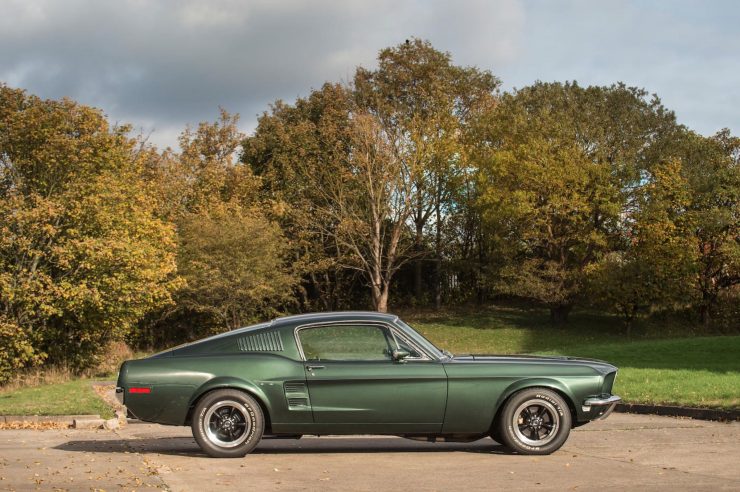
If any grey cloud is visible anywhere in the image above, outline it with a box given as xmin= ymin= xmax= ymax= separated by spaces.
xmin=0 ymin=0 xmax=737 ymax=148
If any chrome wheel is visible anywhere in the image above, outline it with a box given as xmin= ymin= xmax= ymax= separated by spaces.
xmin=204 ymin=400 xmax=251 ymax=448
xmin=512 ymin=399 xmax=560 ymax=446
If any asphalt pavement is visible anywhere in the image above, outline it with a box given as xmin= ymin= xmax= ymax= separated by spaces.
xmin=0 ymin=413 xmax=738 ymax=491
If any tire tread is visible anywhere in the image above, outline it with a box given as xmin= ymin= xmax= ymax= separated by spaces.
xmin=191 ymin=388 xmax=264 ymax=458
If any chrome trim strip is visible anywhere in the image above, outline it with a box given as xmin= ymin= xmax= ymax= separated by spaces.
xmin=584 ymin=395 xmax=622 ymax=406
xmin=582 ymin=395 xmax=621 ymax=420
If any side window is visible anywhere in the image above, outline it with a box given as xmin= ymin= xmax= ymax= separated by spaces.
xmin=299 ymin=324 xmax=393 ymax=361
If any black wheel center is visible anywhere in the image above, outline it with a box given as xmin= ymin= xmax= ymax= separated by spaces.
xmin=525 ymin=412 xmax=548 ymax=431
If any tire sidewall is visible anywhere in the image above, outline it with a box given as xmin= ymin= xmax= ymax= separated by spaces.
xmin=192 ymin=389 xmax=264 ymax=458
xmin=500 ymin=388 xmax=571 ymax=455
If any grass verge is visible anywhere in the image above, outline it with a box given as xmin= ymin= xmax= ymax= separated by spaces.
xmin=0 ymin=379 xmax=114 ymax=419
xmin=406 ymin=307 xmax=739 ymax=410
xmin=1 ymin=304 xmax=736 ymax=416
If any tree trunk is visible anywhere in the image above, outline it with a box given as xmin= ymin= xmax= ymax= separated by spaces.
xmin=476 ymin=223 xmax=485 ymax=306
xmin=699 ymin=290 xmax=714 ymax=327
xmin=371 ymin=281 xmax=382 ymax=312
xmin=549 ymin=304 xmax=572 ymax=325
xmin=372 ymin=275 xmax=390 ymax=313
xmin=624 ymin=318 xmax=632 ymax=338
xmin=699 ymin=303 xmax=710 ymax=327
xmin=414 ymin=220 xmax=424 ymax=303
xmin=434 ymin=259 xmax=442 ymax=310
xmin=622 ymin=303 xmax=638 ymax=338
xmin=377 ymin=288 xmax=389 ymax=313
xmin=434 ymin=195 xmax=443 ymax=310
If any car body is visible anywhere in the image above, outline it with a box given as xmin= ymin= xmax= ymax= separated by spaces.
xmin=117 ymin=311 xmax=620 ymax=457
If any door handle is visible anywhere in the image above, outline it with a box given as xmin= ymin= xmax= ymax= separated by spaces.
xmin=306 ymin=365 xmax=325 ymax=371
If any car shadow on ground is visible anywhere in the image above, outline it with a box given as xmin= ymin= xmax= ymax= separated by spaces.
xmin=55 ymin=436 xmax=510 ymax=457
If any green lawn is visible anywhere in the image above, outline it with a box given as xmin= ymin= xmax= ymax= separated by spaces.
xmin=405 ymin=306 xmax=740 ymax=410
xmin=1 ymin=305 xmax=737 ymax=416
xmin=0 ymin=379 xmax=114 ymax=419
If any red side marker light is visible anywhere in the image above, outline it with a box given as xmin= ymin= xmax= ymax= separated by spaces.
xmin=129 ymin=387 xmax=151 ymax=394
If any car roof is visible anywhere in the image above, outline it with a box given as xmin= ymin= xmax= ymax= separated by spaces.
xmin=154 ymin=312 xmax=401 ymax=357
xmin=196 ymin=311 xmax=399 ymax=341
xmin=270 ymin=311 xmax=398 ymax=327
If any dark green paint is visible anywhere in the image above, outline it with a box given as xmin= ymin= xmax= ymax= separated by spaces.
xmin=117 ymin=312 xmax=618 ymax=436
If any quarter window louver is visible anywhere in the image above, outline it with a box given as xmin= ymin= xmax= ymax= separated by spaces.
xmin=237 ymin=331 xmax=284 ymax=352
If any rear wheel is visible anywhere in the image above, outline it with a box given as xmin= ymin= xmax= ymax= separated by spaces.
xmin=191 ymin=389 xmax=264 ymax=458
xmin=495 ymin=388 xmax=571 ymax=455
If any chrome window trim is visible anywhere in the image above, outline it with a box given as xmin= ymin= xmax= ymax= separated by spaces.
xmin=387 ymin=327 xmax=429 ymax=361
xmin=293 ymin=320 xmax=434 ymax=362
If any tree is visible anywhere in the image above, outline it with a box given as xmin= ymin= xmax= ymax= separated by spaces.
xmin=677 ymin=130 xmax=740 ymax=324
xmin=354 ymin=38 xmax=499 ymax=306
xmin=245 ymin=80 xmax=434 ymax=313
xmin=243 ymin=40 xmax=498 ymax=312
xmin=318 ymin=111 xmax=416 ymax=312
xmin=176 ymin=204 xmax=296 ymax=330
xmin=0 ymin=85 xmax=179 ymax=376
xmin=268 ymin=106 xmax=416 ymax=313
xmin=586 ymin=160 xmax=696 ymax=333
xmin=243 ymin=84 xmax=360 ymax=311
xmin=476 ymin=82 xmax=678 ymax=323
xmin=143 ymin=111 xmax=297 ymax=339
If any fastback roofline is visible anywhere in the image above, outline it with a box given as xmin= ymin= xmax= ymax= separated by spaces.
xmin=270 ymin=311 xmax=399 ymax=327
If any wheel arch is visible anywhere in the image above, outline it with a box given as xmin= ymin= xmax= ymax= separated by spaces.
xmin=185 ymin=377 xmax=273 ymax=433
xmin=490 ymin=378 xmax=578 ymax=431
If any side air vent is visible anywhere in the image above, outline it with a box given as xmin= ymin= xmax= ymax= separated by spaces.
xmin=284 ymin=382 xmax=305 ymax=393
xmin=287 ymin=397 xmax=309 ymax=407
xmin=284 ymin=382 xmax=310 ymax=410
xmin=237 ymin=331 xmax=284 ymax=352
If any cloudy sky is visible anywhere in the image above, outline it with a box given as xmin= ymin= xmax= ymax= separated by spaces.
xmin=1 ymin=0 xmax=737 ymax=149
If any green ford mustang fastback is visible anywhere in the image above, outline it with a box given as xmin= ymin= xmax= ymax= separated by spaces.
xmin=117 ymin=312 xmax=620 ymax=457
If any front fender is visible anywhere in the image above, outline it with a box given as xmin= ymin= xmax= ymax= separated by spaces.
xmin=495 ymin=377 xmax=579 ymax=419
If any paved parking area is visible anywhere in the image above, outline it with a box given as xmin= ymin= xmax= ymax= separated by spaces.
xmin=0 ymin=413 xmax=738 ymax=491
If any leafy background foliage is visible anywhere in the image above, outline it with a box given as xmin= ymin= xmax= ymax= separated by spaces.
xmin=0 ymin=39 xmax=738 ymax=383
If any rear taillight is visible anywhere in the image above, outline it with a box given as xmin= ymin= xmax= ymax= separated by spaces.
xmin=129 ymin=387 xmax=151 ymax=394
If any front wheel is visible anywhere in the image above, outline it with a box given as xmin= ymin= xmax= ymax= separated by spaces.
xmin=191 ymin=389 xmax=264 ymax=458
xmin=495 ymin=388 xmax=571 ymax=455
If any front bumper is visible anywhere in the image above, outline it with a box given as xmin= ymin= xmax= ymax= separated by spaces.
xmin=582 ymin=394 xmax=621 ymax=420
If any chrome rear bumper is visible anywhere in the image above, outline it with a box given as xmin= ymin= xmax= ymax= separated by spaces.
xmin=582 ymin=394 xmax=621 ymax=420
xmin=115 ymin=386 xmax=124 ymax=404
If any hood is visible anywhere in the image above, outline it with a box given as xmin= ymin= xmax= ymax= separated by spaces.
xmin=451 ymin=353 xmax=617 ymax=374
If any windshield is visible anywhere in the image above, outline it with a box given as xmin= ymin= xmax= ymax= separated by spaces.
xmin=395 ymin=320 xmax=451 ymax=359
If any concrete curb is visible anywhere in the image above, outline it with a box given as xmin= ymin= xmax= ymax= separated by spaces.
xmin=73 ymin=417 xmax=105 ymax=429
xmin=1 ymin=414 xmax=101 ymax=427
xmin=1 ymin=414 xmax=122 ymax=429
xmin=616 ymin=403 xmax=739 ymax=422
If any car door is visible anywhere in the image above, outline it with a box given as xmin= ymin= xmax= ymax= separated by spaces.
xmin=296 ymin=322 xmax=447 ymax=433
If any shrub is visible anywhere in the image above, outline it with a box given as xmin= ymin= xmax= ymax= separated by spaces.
xmin=0 ymin=317 xmax=45 ymax=384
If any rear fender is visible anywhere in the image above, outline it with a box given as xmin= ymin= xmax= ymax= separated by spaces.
xmin=187 ymin=376 xmax=272 ymax=424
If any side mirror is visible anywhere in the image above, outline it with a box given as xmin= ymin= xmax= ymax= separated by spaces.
xmin=392 ymin=349 xmax=410 ymax=363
